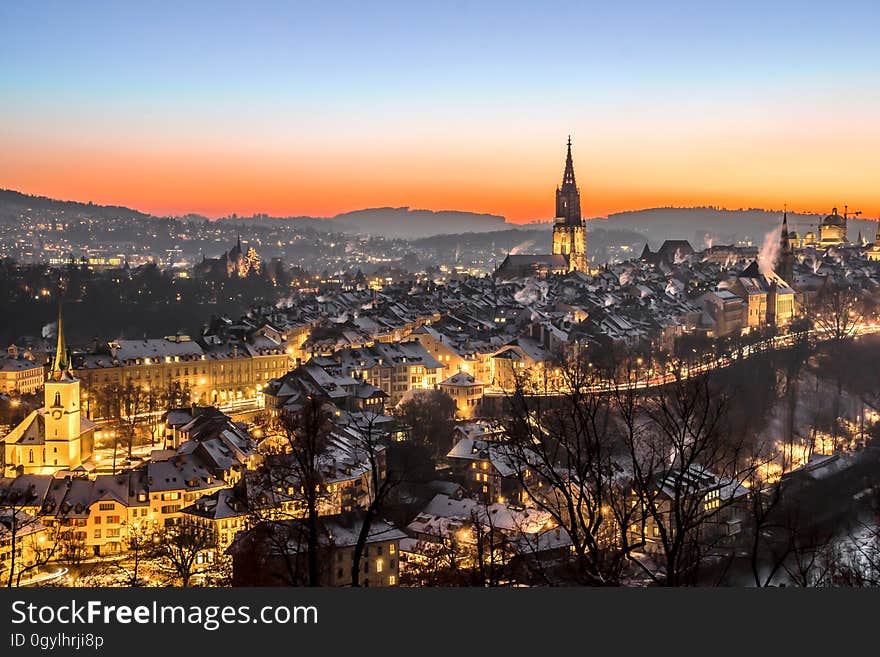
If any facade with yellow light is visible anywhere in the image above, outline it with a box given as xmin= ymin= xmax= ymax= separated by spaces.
xmin=0 ymin=345 xmax=44 ymax=395
xmin=0 ymin=511 xmax=49 ymax=582
xmin=1 ymin=307 xmax=95 ymax=476
xmin=75 ymin=335 xmax=292 ymax=417
xmin=439 ymin=371 xmax=486 ymax=418
xmin=817 ymin=207 xmax=848 ymax=247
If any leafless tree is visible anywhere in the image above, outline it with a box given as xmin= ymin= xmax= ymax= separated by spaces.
xmin=344 ymin=411 xmax=401 ymax=587
xmin=153 ymin=521 xmax=217 ymax=587
xmin=113 ymin=522 xmax=156 ymax=586
xmin=623 ymin=370 xmax=758 ymax=586
xmin=470 ymin=502 xmax=514 ymax=587
xmin=811 ymin=284 xmax=865 ymax=345
xmin=742 ymin=475 xmax=795 ymax=587
xmin=0 ymin=482 xmax=57 ymax=587
xmin=398 ymin=389 xmax=457 ymax=457
xmin=248 ymin=395 xmax=331 ymax=586
xmin=503 ymin=347 xmax=638 ymax=585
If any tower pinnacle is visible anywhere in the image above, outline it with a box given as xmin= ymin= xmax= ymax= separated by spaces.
xmin=552 ymin=137 xmax=587 ymax=272
xmin=777 ymin=209 xmax=794 ymax=283
xmin=50 ymin=300 xmax=71 ymax=379
xmin=562 ymin=136 xmax=576 ymax=187
xmin=556 ymin=136 xmax=581 ymax=225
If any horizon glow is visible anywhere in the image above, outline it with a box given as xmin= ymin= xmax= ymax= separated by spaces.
xmin=1 ymin=1 xmax=879 ymax=222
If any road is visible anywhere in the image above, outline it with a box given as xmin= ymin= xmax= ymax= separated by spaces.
xmin=484 ymin=322 xmax=880 ymax=398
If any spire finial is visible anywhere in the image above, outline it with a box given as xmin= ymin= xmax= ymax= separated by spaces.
xmin=50 ymin=296 xmax=71 ymax=379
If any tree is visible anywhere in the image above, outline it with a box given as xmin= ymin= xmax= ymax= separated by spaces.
xmin=143 ymin=383 xmax=189 ymax=448
xmin=397 ymin=507 xmax=513 ymax=587
xmin=154 ymin=521 xmax=217 ymax=587
xmin=0 ymin=481 xmax=56 ymax=587
xmin=398 ymin=389 xmax=456 ymax=457
xmin=118 ymin=380 xmax=150 ymax=461
xmin=503 ymin=347 xmax=639 ymax=585
xmin=249 ymin=395 xmax=331 ymax=586
xmin=623 ymin=371 xmax=759 ymax=586
xmin=742 ymin=475 xmax=791 ymax=587
xmin=811 ymin=285 xmax=872 ymax=447
xmin=114 ymin=522 xmax=156 ymax=587
xmin=469 ymin=502 xmax=514 ymax=587
xmin=344 ymin=411 xmax=400 ymax=587
xmin=811 ymin=284 xmax=865 ymax=345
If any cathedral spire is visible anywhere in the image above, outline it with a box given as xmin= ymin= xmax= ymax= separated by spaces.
xmin=562 ymin=135 xmax=576 ymax=188
xmin=555 ymin=136 xmax=581 ymax=226
xmin=50 ymin=299 xmax=71 ymax=379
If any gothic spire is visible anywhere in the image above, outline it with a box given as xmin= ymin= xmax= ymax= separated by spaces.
xmin=555 ymin=136 xmax=582 ymax=226
xmin=561 ymin=135 xmax=576 ymax=188
xmin=777 ymin=208 xmax=794 ymax=283
xmin=50 ymin=299 xmax=71 ymax=379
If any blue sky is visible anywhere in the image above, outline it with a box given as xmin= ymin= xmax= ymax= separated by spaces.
xmin=1 ymin=1 xmax=878 ymax=221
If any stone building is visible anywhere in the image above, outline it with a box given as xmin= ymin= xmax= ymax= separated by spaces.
xmin=1 ymin=308 xmax=95 ymax=476
xmin=496 ymin=137 xmax=589 ymax=278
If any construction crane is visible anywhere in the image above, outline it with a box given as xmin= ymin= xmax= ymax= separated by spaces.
xmin=843 ymin=204 xmax=862 ymax=220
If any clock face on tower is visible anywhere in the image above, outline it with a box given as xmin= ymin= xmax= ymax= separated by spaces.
xmin=51 ymin=409 xmax=63 ymax=420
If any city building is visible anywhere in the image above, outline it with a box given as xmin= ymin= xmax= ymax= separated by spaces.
xmin=818 ymin=207 xmax=848 ymax=247
xmin=496 ymin=138 xmax=588 ymax=278
xmin=309 ymin=341 xmax=444 ymax=406
xmin=551 ymin=137 xmax=588 ymax=273
xmin=439 ymin=371 xmax=486 ymax=418
xmin=75 ymin=334 xmax=290 ymax=414
xmin=1 ymin=309 xmax=95 ymax=476
xmin=700 ymin=289 xmax=745 ymax=337
xmin=0 ymin=345 xmax=44 ymax=395
xmin=228 ymin=513 xmax=406 ymax=586
xmin=728 ymin=261 xmax=796 ymax=329
xmin=181 ymin=488 xmax=249 ymax=553
xmin=0 ymin=510 xmax=49 ymax=582
xmin=866 ymin=222 xmax=880 ymax=262
xmin=446 ymin=435 xmax=525 ymax=503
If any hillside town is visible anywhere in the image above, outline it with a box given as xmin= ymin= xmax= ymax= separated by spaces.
xmin=2 ymin=143 xmax=880 ymax=588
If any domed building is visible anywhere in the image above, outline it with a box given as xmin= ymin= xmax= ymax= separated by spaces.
xmin=867 ymin=222 xmax=880 ymax=262
xmin=818 ymin=207 xmax=847 ymax=247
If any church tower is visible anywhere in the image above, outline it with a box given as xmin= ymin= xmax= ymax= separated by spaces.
xmin=43 ymin=303 xmax=86 ymax=470
xmin=552 ymin=137 xmax=588 ymax=272
xmin=2 ymin=303 xmax=93 ymax=475
xmin=777 ymin=210 xmax=794 ymax=283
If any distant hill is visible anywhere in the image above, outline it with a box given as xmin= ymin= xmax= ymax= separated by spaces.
xmin=2 ymin=188 xmax=874 ymax=244
xmin=599 ymin=206 xmax=877 ymax=248
xmin=0 ymin=189 xmax=511 ymax=237
xmin=214 ymin=207 xmax=510 ymax=237
xmin=0 ymin=188 xmax=153 ymax=223
xmin=329 ymin=207 xmax=509 ymax=238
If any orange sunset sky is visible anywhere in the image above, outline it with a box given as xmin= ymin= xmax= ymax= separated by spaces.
xmin=1 ymin=2 xmax=878 ymax=223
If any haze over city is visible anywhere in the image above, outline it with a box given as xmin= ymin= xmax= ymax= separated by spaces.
xmin=2 ymin=1 xmax=879 ymax=222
